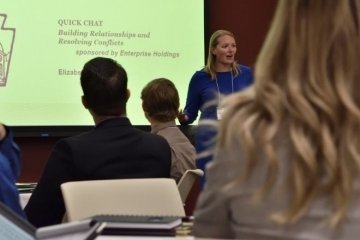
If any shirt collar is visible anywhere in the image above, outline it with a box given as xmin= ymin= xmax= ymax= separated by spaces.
xmin=151 ymin=120 xmax=177 ymax=134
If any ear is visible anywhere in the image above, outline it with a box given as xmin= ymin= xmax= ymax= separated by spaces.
xmin=125 ymin=89 xmax=130 ymax=102
xmin=141 ymin=100 xmax=145 ymax=111
xmin=81 ymin=95 xmax=89 ymax=109
xmin=141 ymin=101 xmax=151 ymax=121
xmin=144 ymin=110 xmax=150 ymax=119
xmin=211 ymin=47 xmax=217 ymax=55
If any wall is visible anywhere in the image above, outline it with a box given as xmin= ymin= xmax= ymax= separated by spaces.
xmin=16 ymin=0 xmax=278 ymax=182
xmin=207 ymin=0 xmax=278 ymax=66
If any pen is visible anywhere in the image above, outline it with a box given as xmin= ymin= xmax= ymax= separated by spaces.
xmin=84 ymin=222 xmax=107 ymax=240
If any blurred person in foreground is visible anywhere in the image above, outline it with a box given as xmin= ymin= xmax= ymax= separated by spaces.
xmin=141 ymin=78 xmax=196 ymax=183
xmin=193 ymin=0 xmax=360 ymax=239
xmin=178 ymin=30 xmax=253 ymax=188
xmin=0 ymin=123 xmax=26 ymax=218
xmin=25 ymin=57 xmax=171 ymax=227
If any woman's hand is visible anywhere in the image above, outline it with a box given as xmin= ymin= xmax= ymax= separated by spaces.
xmin=177 ymin=109 xmax=189 ymax=123
xmin=0 ymin=124 xmax=6 ymax=141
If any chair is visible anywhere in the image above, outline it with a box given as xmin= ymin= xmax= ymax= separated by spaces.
xmin=177 ymin=169 xmax=204 ymax=204
xmin=61 ymin=178 xmax=185 ymax=222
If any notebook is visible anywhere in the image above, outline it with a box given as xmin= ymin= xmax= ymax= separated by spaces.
xmin=90 ymin=215 xmax=182 ymax=236
xmin=0 ymin=202 xmax=99 ymax=240
xmin=91 ymin=215 xmax=182 ymax=229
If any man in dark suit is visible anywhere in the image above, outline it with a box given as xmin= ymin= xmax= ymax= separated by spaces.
xmin=24 ymin=57 xmax=171 ymax=227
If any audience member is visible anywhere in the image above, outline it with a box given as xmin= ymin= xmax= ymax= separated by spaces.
xmin=141 ymin=78 xmax=196 ymax=182
xmin=178 ymin=29 xmax=253 ymax=188
xmin=193 ymin=0 xmax=360 ymax=239
xmin=0 ymin=123 xmax=26 ymax=218
xmin=25 ymin=57 xmax=171 ymax=227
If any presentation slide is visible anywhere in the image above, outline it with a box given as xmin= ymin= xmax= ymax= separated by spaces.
xmin=0 ymin=0 xmax=205 ymax=127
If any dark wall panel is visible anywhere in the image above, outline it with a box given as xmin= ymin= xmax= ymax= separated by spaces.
xmin=207 ymin=0 xmax=278 ymax=66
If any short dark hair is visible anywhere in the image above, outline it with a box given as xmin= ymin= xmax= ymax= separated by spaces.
xmin=80 ymin=57 xmax=128 ymax=115
xmin=141 ymin=78 xmax=179 ymax=122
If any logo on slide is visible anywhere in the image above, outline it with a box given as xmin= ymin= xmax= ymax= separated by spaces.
xmin=0 ymin=14 xmax=16 ymax=87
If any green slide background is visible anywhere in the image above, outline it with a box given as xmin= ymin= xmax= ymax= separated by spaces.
xmin=0 ymin=0 xmax=204 ymax=126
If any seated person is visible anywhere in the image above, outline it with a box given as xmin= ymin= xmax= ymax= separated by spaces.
xmin=0 ymin=123 xmax=26 ymax=218
xmin=193 ymin=0 xmax=360 ymax=239
xmin=141 ymin=78 xmax=196 ymax=182
xmin=25 ymin=57 xmax=171 ymax=227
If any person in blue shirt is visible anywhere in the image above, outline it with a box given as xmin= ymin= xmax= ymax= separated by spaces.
xmin=178 ymin=30 xmax=254 ymax=188
xmin=0 ymin=123 xmax=26 ymax=218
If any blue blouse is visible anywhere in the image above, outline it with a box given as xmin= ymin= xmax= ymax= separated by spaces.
xmin=0 ymin=126 xmax=26 ymax=218
xmin=183 ymin=64 xmax=254 ymax=124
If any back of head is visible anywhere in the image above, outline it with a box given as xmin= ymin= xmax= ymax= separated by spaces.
xmin=80 ymin=57 xmax=128 ymax=116
xmin=219 ymin=0 xmax=360 ymax=226
xmin=141 ymin=78 xmax=179 ymax=122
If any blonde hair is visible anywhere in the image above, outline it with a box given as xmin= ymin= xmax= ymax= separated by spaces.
xmin=218 ymin=0 xmax=360 ymax=226
xmin=205 ymin=29 xmax=239 ymax=79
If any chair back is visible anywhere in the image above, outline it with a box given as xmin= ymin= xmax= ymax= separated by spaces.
xmin=177 ymin=169 xmax=204 ymax=203
xmin=61 ymin=178 xmax=185 ymax=222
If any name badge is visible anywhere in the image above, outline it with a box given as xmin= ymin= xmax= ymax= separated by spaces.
xmin=217 ymin=107 xmax=224 ymax=120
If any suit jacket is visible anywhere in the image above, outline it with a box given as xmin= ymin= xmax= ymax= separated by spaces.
xmin=24 ymin=117 xmax=171 ymax=227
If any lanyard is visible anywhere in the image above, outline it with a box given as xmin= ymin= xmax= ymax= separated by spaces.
xmin=215 ymin=72 xmax=234 ymax=105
